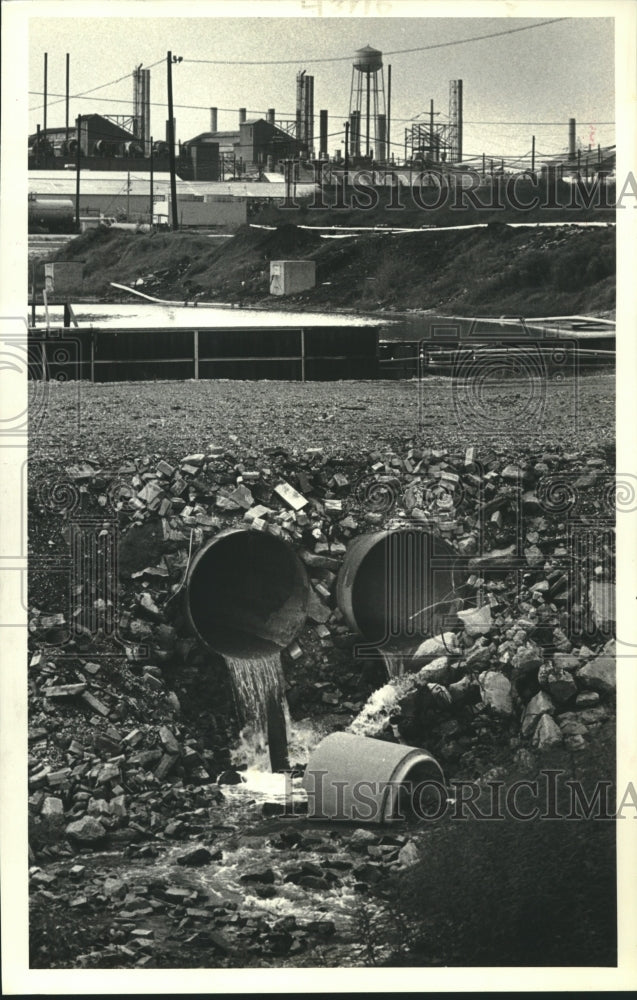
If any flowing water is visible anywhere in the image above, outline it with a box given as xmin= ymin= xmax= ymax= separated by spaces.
xmin=224 ymin=652 xmax=292 ymax=773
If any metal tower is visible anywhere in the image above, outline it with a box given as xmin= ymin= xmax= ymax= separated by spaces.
xmin=348 ymin=45 xmax=387 ymax=161
xmin=448 ymin=79 xmax=463 ymax=164
xmin=133 ymin=64 xmax=151 ymax=157
xmin=296 ymin=70 xmax=314 ymax=156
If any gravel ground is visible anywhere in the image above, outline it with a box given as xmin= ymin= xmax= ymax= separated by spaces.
xmin=29 ymin=373 xmax=615 ymax=484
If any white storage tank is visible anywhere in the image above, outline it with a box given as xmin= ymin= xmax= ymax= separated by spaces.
xmin=270 ymin=259 xmax=316 ymax=296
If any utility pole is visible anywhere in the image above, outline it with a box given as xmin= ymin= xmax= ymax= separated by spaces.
xmin=531 ymin=135 xmax=535 ymax=173
xmin=166 ymin=52 xmax=179 ymax=231
xmin=75 ymin=115 xmax=81 ymax=233
xmin=43 ymin=53 xmax=48 ymax=135
xmin=65 ymin=53 xmax=70 ymax=144
xmin=386 ymin=64 xmax=391 ymax=163
xmin=149 ymin=136 xmax=154 ymax=224
xmin=344 ymin=121 xmax=349 ymax=173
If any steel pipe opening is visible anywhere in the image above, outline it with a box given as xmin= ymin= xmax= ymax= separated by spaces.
xmin=186 ymin=528 xmax=309 ymax=658
xmin=336 ymin=527 xmax=463 ymax=646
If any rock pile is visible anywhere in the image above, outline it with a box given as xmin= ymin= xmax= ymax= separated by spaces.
xmin=29 ymin=440 xmax=615 ymax=840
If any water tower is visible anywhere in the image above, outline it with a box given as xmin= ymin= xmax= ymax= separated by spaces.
xmin=349 ymin=45 xmax=387 ymax=161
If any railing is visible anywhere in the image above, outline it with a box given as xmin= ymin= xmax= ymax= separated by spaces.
xmin=28 ymin=325 xmax=380 ymax=382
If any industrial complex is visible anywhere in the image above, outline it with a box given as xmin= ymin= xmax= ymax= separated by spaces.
xmin=28 ymin=46 xmax=616 ymax=233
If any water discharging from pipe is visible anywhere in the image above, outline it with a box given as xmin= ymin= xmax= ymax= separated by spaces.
xmin=185 ymin=528 xmax=309 ymax=773
xmin=224 ymin=652 xmax=291 ymax=772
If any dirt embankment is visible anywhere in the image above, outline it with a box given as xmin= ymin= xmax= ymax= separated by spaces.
xmin=48 ymin=218 xmax=615 ymax=318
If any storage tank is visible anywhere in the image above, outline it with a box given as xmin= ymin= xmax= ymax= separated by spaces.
xmin=28 ymin=197 xmax=75 ymax=233
xmin=353 ymin=45 xmax=383 ymax=73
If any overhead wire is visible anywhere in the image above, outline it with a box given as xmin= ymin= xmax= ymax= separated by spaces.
xmin=29 ymin=58 xmax=165 ymax=113
xmin=182 ymin=18 xmax=569 ymax=65
xmin=29 ymin=93 xmax=615 ymax=128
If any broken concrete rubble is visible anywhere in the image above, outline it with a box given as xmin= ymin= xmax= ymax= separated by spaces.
xmin=28 ymin=438 xmax=617 ymax=968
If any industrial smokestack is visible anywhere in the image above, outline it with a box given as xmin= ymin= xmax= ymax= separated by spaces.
xmin=307 ymin=75 xmax=314 ymax=154
xmin=319 ymin=109 xmax=328 ymax=158
xmin=267 ymin=108 xmax=275 ymax=125
xmin=296 ymin=71 xmax=314 ymax=155
xmin=239 ymin=107 xmax=247 ymax=125
xmin=568 ymin=117 xmax=576 ymax=161
xmin=448 ymin=79 xmax=463 ymax=163
xmin=457 ymin=79 xmax=463 ymax=163
xmin=133 ymin=65 xmax=151 ymax=156
xmin=376 ymin=113 xmax=386 ymax=163
xmin=350 ymin=111 xmax=361 ymax=158
xmin=210 ymin=107 xmax=218 ymax=133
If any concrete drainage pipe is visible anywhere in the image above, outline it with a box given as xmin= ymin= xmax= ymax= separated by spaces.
xmin=185 ymin=527 xmax=309 ymax=657
xmin=302 ymin=731 xmax=445 ymax=824
xmin=336 ymin=526 xmax=464 ymax=648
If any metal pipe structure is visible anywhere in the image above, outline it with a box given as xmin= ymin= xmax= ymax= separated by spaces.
xmin=568 ymin=118 xmax=576 ymax=161
xmin=209 ymin=107 xmax=218 ymax=133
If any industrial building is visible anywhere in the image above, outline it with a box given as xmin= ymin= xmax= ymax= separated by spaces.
xmin=27 ymin=170 xmax=318 ymax=231
xmin=29 ymin=46 xmax=615 ymax=230
xmin=29 ymin=114 xmax=143 ymax=162
xmin=183 ymin=110 xmax=305 ymax=179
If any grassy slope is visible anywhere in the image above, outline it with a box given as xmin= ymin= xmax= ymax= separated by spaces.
xmin=48 ymin=217 xmax=615 ymax=317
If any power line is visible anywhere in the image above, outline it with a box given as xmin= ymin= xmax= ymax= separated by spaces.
xmin=29 ymin=93 xmax=615 ymax=128
xmin=183 ymin=18 xmax=569 ymax=65
xmin=29 ymin=58 xmax=165 ymax=113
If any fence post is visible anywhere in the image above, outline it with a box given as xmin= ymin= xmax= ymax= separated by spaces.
xmin=300 ymin=328 xmax=306 ymax=383
xmin=194 ymin=329 xmax=199 ymax=379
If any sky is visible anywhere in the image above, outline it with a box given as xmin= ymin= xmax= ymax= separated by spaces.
xmin=25 ymin=4 xmax=616 ymax=166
